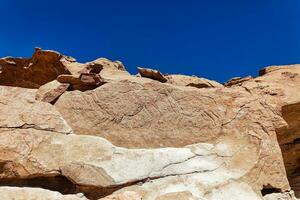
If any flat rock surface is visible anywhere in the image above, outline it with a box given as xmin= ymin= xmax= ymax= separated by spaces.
xmin=0 ymin=187 xmax=88 ymax=200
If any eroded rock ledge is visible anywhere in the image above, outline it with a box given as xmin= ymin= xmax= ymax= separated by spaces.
xmin=0 ymin=49 xmax=300 ymax=200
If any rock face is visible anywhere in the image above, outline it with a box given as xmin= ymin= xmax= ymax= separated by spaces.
xmin=0 ymin=49 xmax=300 ymax=200
xmin=0 ymin=48 xmax=70 ymax=88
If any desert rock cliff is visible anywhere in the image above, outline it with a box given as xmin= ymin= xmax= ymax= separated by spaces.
xmin=0 ymin=48 xmax=300 ymax=200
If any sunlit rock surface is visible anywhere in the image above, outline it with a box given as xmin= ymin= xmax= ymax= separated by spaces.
xmin=0 ymin=48 xmax=300 ymax=200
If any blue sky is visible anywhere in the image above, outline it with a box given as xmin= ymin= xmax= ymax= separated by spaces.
xmin=1 ymin=0 xmax=300 ymax=82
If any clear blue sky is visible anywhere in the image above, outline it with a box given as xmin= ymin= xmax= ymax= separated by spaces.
xmin=1 ymin=0 xmax=300 ymax=82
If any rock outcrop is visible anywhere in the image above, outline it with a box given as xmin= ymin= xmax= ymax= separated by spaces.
xmin=0 ymin=49 xmax=300 ymax=200
xmin=0 ymin=48 xmax=126 ymax=91
xmin=224 ymin=76 xmax=253 ymax=87
xmin=0 ymin=48 xmax=73 ymax=88
xmin=57 ymin=73 xmax=105 ymax=91
xmin=166 ymin=74 xmax=223 ymax=88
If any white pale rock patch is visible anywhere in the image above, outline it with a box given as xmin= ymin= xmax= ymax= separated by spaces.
xmin=31 ymin=134 xmax=231 ymax=187
xmin=0 ymin=187 xmax=88 ymax=200
xmin=207 ymin=181 xmax=262 ymax=200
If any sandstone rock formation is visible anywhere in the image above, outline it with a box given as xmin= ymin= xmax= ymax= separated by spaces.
xmin=57 ymin=73 xmax=105 ymax=91
xmin=0 ymin=48 xmax=70 ymax=88
xmin=36 ymin=80 xmax=70 ymax=103
xmin=0 ymin=49 xmax=300 ymax=200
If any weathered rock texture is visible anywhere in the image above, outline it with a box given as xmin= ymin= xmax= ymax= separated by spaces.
xmin=0 ymin=49 xmax=300 ymax=200
xmin=0 ymin=187 xmax=88 ymax=200
xmin=138 ymin=67 xmax=168 ymax=83
xmin=35 ymin=80 xmax=70 ymax=103
xmin=166 ymin=74 xmax=223 ymax=88
xmin=0 ymin=48 xmax=70 ymax=88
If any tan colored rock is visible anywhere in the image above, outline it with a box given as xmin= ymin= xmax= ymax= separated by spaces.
xmin=56 ymin=62 xmax=300 ymax=198
xmin=0 ymin=86 xmax=279 ymax=199
xmin=0 ymin=127 xmax=263 ymax=199
xmin=54 ymin=70 xmax=293 ymax=198
xmin=57 ymin=73 xmax=105 ymax=91
xmin=224 ymin=76 xmax=252 ymax=87
xmin=55 ymin=80 xmax=230 ymax=148
xmin=79 ymin=62 xmax=104 ymax=74
xmin=99 ymin=191 xmax=141 ymax=200
xmin=62 ymin=57 xmax=129 ymax=81
xmin=258 ymin=65 xmax=294 ymax=76
xmin=0 ymin=86 xmax=72 ymax=134
xmin=206 ymin=181 xmax=262 ymax=200
xmin=138 ymin=67 xmax=168 ymax=83
xmin=155 ymin=191 xmax=197 ymax=200
xmin=56 ymin=57 xmax=129 ymax=91
xmin=226 ymin=64 xmax=300 ymax=197
xmin=0 ymin=187 xmax=88 ymax=200
xmin=36 ymin=80 xmax=70 ymax=103
xmin=263 ymin=191 xmax=297 ymax=200
xmin=166 ymin=74 xmax=223 ymax=88
xmin=2 ymin=50 xmax=300 ymax=200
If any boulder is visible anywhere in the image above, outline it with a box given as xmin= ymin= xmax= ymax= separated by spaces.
xmin=36 ymin=80 xmax=70 ymax=103
xmin=0 ymin=126 xmax=264 ymax=199
xmin=0 ymin=86 xmax=72 ymax=134
xmin=138 ymin=67 xmax=168 ymax=82
xmin=165 ymin=74 xmax=223 ymax=88
xmin=62 ymin=57 xmax=128 ymax=80
xmin=57 ymin=73 xmax=106 ymax=91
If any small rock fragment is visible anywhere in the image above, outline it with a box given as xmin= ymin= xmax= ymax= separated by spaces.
xmin=138 ymin=67 xmax=168 ymax=83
